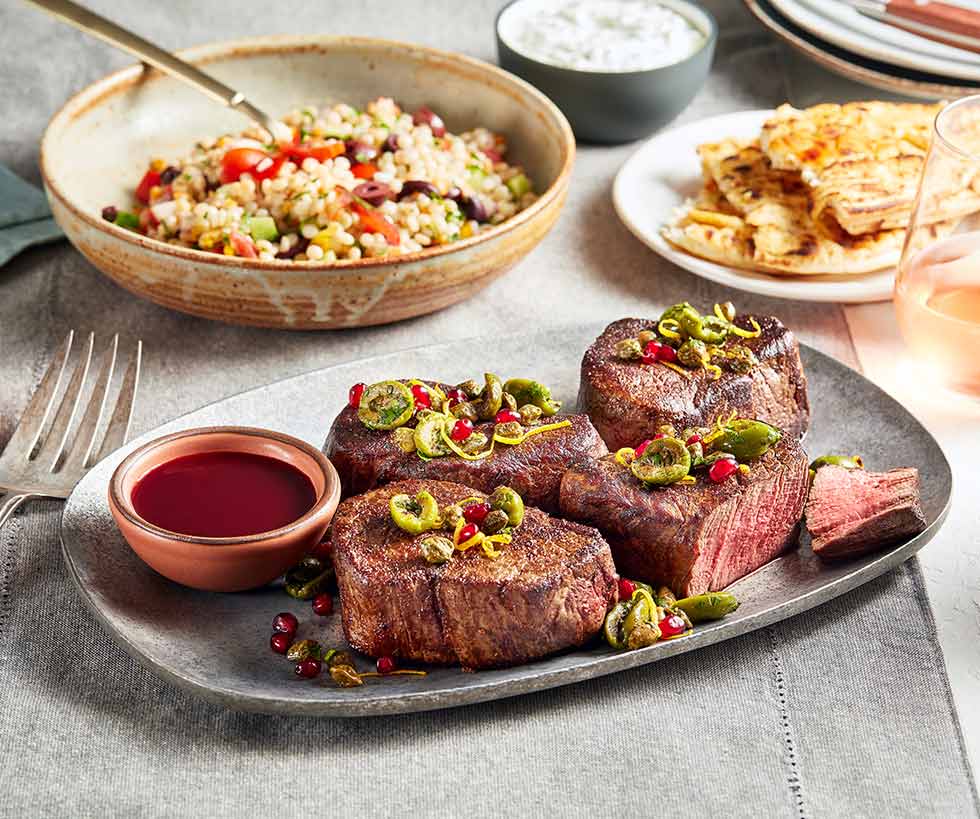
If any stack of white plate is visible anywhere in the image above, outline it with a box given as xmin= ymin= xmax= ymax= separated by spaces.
xmin=745 ymin=0 xmax=980 ymax=99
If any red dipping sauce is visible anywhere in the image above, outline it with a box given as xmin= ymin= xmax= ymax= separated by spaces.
xmin=131 ymin=450 xmax=317 ymax=538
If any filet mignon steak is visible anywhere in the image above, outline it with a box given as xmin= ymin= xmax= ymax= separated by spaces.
xmin=805 ymin=465 xmax=926 ymax=559
xmin=324 ymin=391 xmax=607 ymax=514
xmin=332 ymin=479 xmax=618 ymax=670
xmin=579 ymin=316 xmax=810 ymax=451
xmin=559 ymin=436 xmax=809 ymax=596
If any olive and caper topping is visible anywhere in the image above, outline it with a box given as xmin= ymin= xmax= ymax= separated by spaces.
xmin=489 ymin=485 xmax=525 ymax=527
xmin=284 ymin=555 xmax=334 ymax=600
xmin=674 ymin=592 xmax=740 ymax=622
xmin=614 ymin=301 xmax=762 ymax=380
xmin=420 ymin=535 xmax=455 ymax=564
xmin=503 ymin=378 xmax=561 ymax=416
xmin=357 ymin=380 xmax=414 ymax=430
xmin=712 ymin=418 xmax=781 ymax=462
xmin=810 ymin=454 xmax=864 ymax=471
xmin=389 ymin=490 xmax=442 ymax=535
xmin=630 ymin=437 xmax=691 ymax=486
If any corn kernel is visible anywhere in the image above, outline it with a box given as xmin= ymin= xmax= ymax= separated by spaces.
xmin=150 ymin=158 xmax=167 ymax=172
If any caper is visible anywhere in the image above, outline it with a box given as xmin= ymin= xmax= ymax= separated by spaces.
xmin=413 ymin=413 xmax=452 ymax=457
xmin=460 ymin=431 xmax=489 ymax=454
xmin=719 ymin=301 xmax=737 ymax=322
xmin=810 ymin=454 xmax=864 ymax=471
xmin=603 ymin=602 xmax=631 ymax=650
xmin=473 ymin=373 xmax=504 ymax=420
xmin=420 ymin=535 xmax=454 ymax=564
xmin=518 ymin=404 xmax=543 ymax=424
xmin=713 ymin=419 xmax=781 ymax=461
xmin=389 ymin=490 xmax=442 ymax=535
xmin=357 ymin=380 xmax=414 ymax=430
xmin=489 ymin=486 xmax=525 ymax=527
xmin=455 ymin=379 xmax=481 ymax=398
xmin=687 ymin=441 xmax=704 ymax=463
xmin=626 ymin=621 xmax=662 ymax=649
xmin=451 ymin=401 xmax=479 ymax=422
xmin=330 ymin=664 xmax=364 ymax=687
xmin=441 ymin=503 xmax=464 ymax=529
xmin=677 ymin=338 xmax=709 ymax=368
xmin=615 ymin=338 xmax=643 ymax=361
xmin=482 ymin=509 xmax=510 ymax=535
xmin=502 ymin=378 xmax=561 ymax=416
xmin=719 ymin=344 xmax=758 ymax=374
xmin=284 ymin=555 xmax=334 ymax=600
xmin=392 ymin=426 xmax=417 ymax=453
xmin=636 ymin=329 xmax=657 ymax=347
xmin=674 ymin=592 xmax=739 ymax=622
xmin=657 ymin=424 xmax=677 ymax=438
xmin=501 ymin=391 xmax=518 ymax=411
xmin=325 ymin=649 xmax=355 ymax=669
xmin=630 ymin=437 xmax=691 ymax=486
xmin=656 ymin=586 xmax=678 ymax=608
xmin=495 ymin=420 xmax=524 ymax=439
xmin=287 ymin=639 xmax=321 ymax=662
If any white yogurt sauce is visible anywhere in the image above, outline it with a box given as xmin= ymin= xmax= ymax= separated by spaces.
xmin=499 ymin=0 xmax=706 ymax=73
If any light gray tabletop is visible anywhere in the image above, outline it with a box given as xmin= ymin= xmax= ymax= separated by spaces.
xmin=0 ymin=1 xmax=977 ymax=816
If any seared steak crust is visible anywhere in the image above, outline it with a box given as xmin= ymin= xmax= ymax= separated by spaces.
xmin=806 ymin=465 xmax=926 ymax=559
xmin=324 ymin=391 xmax=607 ymax=513
xmin=579 ymin=316 xmax=810 ymax=451
xmin=558 ymin=437 xmax=809 ymax=596
xmin=332 ymin=479 xmax=618 ymax=670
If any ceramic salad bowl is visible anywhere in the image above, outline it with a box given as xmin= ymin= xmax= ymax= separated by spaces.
xmin=40 ymin=36 xmax=575 ymax=329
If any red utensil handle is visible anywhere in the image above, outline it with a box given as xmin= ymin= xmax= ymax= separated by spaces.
xmin=888 ymin=0 xmax=980 ymax=40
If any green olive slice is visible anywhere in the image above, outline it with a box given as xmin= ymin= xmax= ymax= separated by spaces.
xmin=357 ymin=380 xmax=414 ymax=430
xmin=630 ymin=437 xmax=691 ymax=486
xmin=659 ymin=302 xmax=695 ymax=326
xmin=389 ymin=490 xmax=441 ymax=535
xmin=473 ymin=373 xmax=504 ymax=421
xmin=692 ymin=315 xmax=729 ymax=344
xmin=502 ymin=378 xmax=561 ymax=416
xmin=714 ymin=419 xmax=781 ymax=461
xmin=603 ymin=602 xmax=631 ymax=650
xmin=809 ymin=454 xmax=864 ymax=471
xmin=413 ymin=412 xmax=452 ymax=458
xmin=488 ymin=485 xmax=525 ymax=527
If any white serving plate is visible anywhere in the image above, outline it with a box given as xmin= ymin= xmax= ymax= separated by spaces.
xmin=612 ymin=109 xmax=898 ymax=304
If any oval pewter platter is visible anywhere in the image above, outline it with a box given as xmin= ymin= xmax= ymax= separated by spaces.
xmin=60 ymin=324 xmax=951 ymax=716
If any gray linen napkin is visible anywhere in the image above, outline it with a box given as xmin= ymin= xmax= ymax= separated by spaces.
xmin=0 ymin=165 xmax=63 ymax=266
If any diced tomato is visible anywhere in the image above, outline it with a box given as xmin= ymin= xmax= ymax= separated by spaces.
xmin=352 ymin=201 xmax=400 ymax=245
xmin=220 ymin=148 xmax=285 ymax=185
xmin=351 ymin=162 xmax=377 ymax=180
xmin=138 ymin=207 xmax=157 ymax=232
xmin=135 ymin=168 xmax=161 ymax=204
xmin=229 ymin=231 xmax=258 ymax=258
xmin=286 ymin=142 xmax=346 ymax=163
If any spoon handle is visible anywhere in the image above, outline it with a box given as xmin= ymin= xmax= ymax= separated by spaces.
xmin=25 ymin=0 xmax=278 ymax=134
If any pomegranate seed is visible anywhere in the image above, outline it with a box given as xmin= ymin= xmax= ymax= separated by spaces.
xmin=377 ymin=656 xmax=397 ymax=674
xmin=451 ymin=418 xmax=474 ymax=442
xmin=294 ymin=658 xmax=322 ymax=678
xmin=495 ymin=409 xmax=522 ymax=424
xmin=653 ymin=433 xmax=667 ymax=440
xmin=272 ymin=612 xmax=298 ymax=636
xmin=708 ymin=458 xmax=739 ymax=483
xmin=348 ymin=382 xmax=365 ymax=408
xmin=686 ymin=434 xmax=702 ymax=445
xmin=657 ymin=345 xmax=678 ymax=363
xmin=634 ymin=439 xmax=652 ymax=457
xmin=618 ymin=578 xmax=636 ymax=600
xmin=446 ymin=388 xmax=468 ymax=407
xmin=457 ymin=522 xmax=479 ymax=544
xmin=660 ymin=614 xmax=687 ymax=638
xmin=463 ymin=502 xmax=491 ymax=524
xmin=642 ymin=340 xmax=663 ymax=365
xmin=270 ymin=633 xmax=291 ymax=654
xmin=411 ymin=383 xmax=431 ymax=410
xmin=312 ymin=594 xmax=333 ymax=616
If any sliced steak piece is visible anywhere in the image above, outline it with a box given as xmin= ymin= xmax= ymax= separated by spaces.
xmin=559 ymin=436 xmax=809 ymax=596
xmin=324 ymin=395 xmax=606 ymax=514
xmin=332 ymin=479 xmax=618 ymax=670
xmin=805 ymin=465 xmax=926 ymax=559
xmin=579 ymin=316 xmax=810 ymax=451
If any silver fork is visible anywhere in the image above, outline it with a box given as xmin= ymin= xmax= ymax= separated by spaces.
xmin=0 ymin=331 xmax=142 ymax=529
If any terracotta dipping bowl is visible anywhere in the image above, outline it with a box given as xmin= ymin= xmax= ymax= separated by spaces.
xmin=40 ymin=36 xmax=575 ymax=329
xmin=108 ymin=427 xmax=340 ymax=592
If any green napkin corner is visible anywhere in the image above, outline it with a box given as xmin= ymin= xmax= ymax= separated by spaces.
xmin=0 ymin=165 xmax=64 ymax=266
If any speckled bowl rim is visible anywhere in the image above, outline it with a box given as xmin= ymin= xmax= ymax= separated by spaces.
xmin=109 ymin=426 xmax=340 ymax=546
xmin=494 ymin=0 xmax=718 ymax=77
xmin=40 ymin=34 xmax=576 ymax=275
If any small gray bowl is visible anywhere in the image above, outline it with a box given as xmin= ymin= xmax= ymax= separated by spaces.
xmin=496 ymin=0 xmax=717 ymax=144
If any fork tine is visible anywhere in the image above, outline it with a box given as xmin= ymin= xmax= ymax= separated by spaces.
xmin=97 ymin=339 xmax=142 ymax=462
xmin=63 ymin=334 xmax=118 ymax=472
xmin=8 ymin=330 xmax=76 ymax=462
xmin=42 ymin=332 xmax=95 ymax=471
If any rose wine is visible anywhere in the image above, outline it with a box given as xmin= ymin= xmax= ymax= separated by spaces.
xmin=896 ymin=232 xmax=980 ymax=397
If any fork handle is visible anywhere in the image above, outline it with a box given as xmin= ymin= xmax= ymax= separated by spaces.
xmin=0 ymin=494 xmax=35 ymax=530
